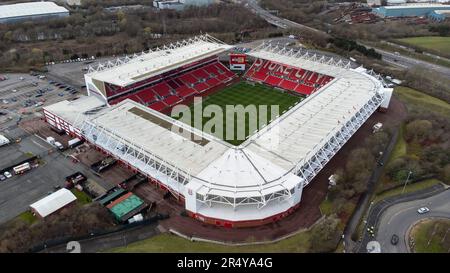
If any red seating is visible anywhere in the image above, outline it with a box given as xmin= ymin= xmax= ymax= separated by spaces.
xmin=167 ymin=80 xmax=179 ymax=89
xmin=206 ymin=77 xmax=220 ymax=86
xmin=149 ymin=101 xmax=167 ymax=112
xmin=192 ymin=69 xmax=209 ymax=79
xmin=179 ymin=74 xmax=198 ymax=85
xmin=204 ymin=64 xmax=219 ymax=74
xmin=176 ymin=86 xmax=196 ymax=98
xmin=163 ymin=95 xmax=182 ymax=106
xmin=294 ymin=84 xmax=315 ymax=95
xmin=136 ymin=88 xmax=157 ymax=103
xmin=216 ymin=73 xmax=229 ymax=81
xmin=266 ymin=75 xmax=283 ymax=86
xmin=245 ymin=59 xmax=334 ymax=96
xmin=194 ymin=82 xmax=209 ymax=93
xmin=108 ymin=60 xmax=236 ymax=112
xmin=153 ymin=82 xmax=171 ymax=97
xmin=279 ymin=80 xmax=297 ymax=91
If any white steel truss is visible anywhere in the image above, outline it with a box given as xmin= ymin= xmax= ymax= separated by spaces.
xmin=79 ymin=119 xmax=192 ymax=191
xmin=292 ymin=92 xmax=384 ymax=185
xmin=87 ymin=34 xmax=226 ymax=74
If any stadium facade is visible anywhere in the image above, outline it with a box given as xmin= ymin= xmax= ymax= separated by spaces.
xmin=43 ymin=34 xmax=392 ymax=227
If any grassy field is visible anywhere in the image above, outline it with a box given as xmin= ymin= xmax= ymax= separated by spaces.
xmin=18 ymin=211 xmax=37 ymax=225
xmin=366 ymin=41 xmax=450 ymax=69
xmin=175 ymin=82 xmax=302 ymax=146
xmin=388 ymin=125 xmax=406 ymax=163
xmin=71 ymin=189 xmax=92 ymax=205
xmin=394 ymin=86 xmax=450 ymax=117
xmin=396 ymin=36 xmax=450 ymax=56
xmin=108 ymin=232 xmax=311 ymax=253
xmin=319 ymin=199 xmax=333 ymax=216
xmin=411 ymin=219 xmax=450 ymax=253
xmin=372 ymin=179 xmax=442 ymax=204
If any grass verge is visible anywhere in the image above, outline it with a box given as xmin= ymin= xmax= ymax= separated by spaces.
xmin=18 ymin=211 xmax=37 ymax=225
xmin=394 ymin=86 xmax=450 ymax=117
xmin=108 ymin=232 xmax=311 ymax=253
xmin=395 ymin=36 xmax=450 ymax=57
xmin=71 ymin=189 xmax=92 ymax=205
xmin=411 ymin=218 xmax=450 ymax=253
xmin=371 ymin=179 xmax=442 ymax=204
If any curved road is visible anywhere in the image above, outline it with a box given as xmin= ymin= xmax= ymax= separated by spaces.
xmin=244 ymin=0 xmax=324 ymax=33
xmin=364 ymin=46 xmax=450 ymax=78
xmin=376 ymin=189 xmax=450 ymax=253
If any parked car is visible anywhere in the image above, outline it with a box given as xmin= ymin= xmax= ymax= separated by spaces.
xmin=417 ymin=207 xmax=430 ymax=214
xmin=391 ymin=234 xmax=399 ymax=245
xmin=0 ymin=174 xmax=6 ymax=181
xmin=4 ymin=171 xmax=12 ymax=178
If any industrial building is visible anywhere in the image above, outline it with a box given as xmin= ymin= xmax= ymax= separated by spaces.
xmin=0 ymin=2 xmax=69 ymax=24
xmin=372 ymin=4 xmax=450 ymax=17
xmin=153 ymin=0 xmax=215 ymax=10
xmin=429 ymin=9 xmax=450 ymax=21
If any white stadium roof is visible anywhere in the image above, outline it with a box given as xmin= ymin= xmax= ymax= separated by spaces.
xmin=30 ymin=188 xmax=77 ymax=218
xmin=0 ymin=2 xmax=69 ymax=20
xmin=86 ymin=34 xmax=233 ymax=87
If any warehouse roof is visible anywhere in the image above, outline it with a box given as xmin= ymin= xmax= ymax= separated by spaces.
xmin=0 ymin=2 xmax=69 ymax=20
xmin=109 ymin=194 xmax=144 ymax=219
xmin=30 ymin=188 xmax=77 ymax=218
xmin=381 ymin=4 xmax=450 ymax=9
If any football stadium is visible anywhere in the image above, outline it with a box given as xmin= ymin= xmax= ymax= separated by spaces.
xmin=43 ymin=34 xmax=393 ymax=227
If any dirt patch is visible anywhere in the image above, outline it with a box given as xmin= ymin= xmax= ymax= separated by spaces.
xmin=20 ymin=117 xmax=72 ymax=146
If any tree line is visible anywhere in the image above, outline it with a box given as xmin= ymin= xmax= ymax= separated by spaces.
xmin=0 ymin=3 xmax=269 ymax=71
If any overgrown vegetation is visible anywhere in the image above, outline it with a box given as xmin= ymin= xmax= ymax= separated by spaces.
xmin=326 ymin=131 xmax=390 ymax=213
xmin=0 ymin=3 xmax=269 ymax=71
xmin=379 ymin=87 xmax=450 ymax=192
xmin=329 ymin=37 xmax=381 ymax=59
xmin=109 ymin=215 xmax=341 ymax=253
xmin=0 ymin=203 xmax=114 ymax=252
xmin=411 ymin=219 xmax=450 ymax=253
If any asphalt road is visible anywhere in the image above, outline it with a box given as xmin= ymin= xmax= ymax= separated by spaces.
xmin=245 ymin=0 xmax=324 ymax=33
xmin=0 ymin=130 xmax=110 ymax=224
xmin=376 ymin=188 xmax=450 ymax=253
xmin=367 ymin=46 xmax=450 ymax=78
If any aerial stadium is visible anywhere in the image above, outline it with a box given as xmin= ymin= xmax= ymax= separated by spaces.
xmin=43 ymin=34 xmax=393 ymax=228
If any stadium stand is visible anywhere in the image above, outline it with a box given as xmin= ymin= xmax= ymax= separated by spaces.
xmin=107 ymin=60 xmax=236 ymax=113
xmin=245 ymin=59 xmax=334 ymax=96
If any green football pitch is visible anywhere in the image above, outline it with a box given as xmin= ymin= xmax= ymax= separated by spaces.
xmin=172 ymin=81 xmax=302 ymax=146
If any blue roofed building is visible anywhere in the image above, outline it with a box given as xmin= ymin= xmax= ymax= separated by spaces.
xmin=372 ymin=4 xmax=450 ymax=18
xmin=428 ymin=9 xmax=450 ymax=21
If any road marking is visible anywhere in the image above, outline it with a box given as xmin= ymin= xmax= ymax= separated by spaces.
xmin=31 ymin=139 xmax=49 ymax=149
xmin=387 ymin=205 xmax=417 ymax=225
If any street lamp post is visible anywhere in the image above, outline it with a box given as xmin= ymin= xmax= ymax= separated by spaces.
xmin=401 ymin=170 xmax=413 ymax=194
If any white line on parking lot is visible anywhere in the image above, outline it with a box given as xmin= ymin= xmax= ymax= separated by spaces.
xmin=31 ymin=139 xmax=50 ymax=150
